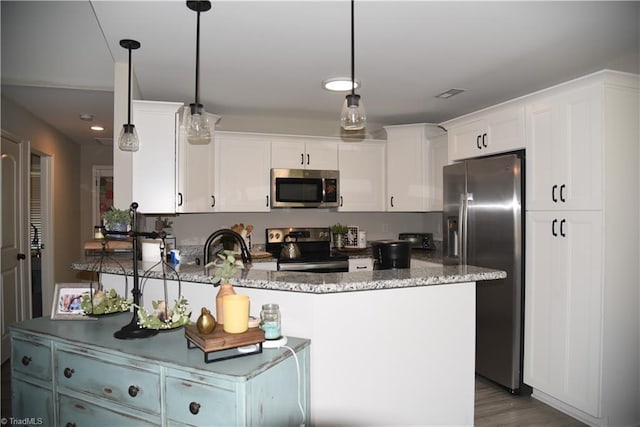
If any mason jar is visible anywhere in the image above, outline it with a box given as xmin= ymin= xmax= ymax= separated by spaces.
xmin=260 ymin=304 xmax=281 ymax=340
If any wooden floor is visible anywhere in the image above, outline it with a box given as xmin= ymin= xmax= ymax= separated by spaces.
xmin=2 ymin=360 xmax=585 ymax=426
xmin=475 ymin=375 xmax=586 ymax=426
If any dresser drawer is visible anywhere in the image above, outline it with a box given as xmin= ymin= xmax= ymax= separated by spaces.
xmin=59 ymin=394 xmax=159 ymax=427
xmin=12 ymin=335 xmax=52 ymax=381
xmin=56 ymin=349 xmax=161 ymax=414
xmin=165 ymin=375 xmax=236 ymax=426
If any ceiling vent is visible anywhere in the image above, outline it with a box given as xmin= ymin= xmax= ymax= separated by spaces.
xmin=435 ymin=88 xmax=465 ymax=99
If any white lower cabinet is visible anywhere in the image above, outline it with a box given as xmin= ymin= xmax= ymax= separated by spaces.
xmin=214 ymin=132 xmax=271 ymax=211
xmin=524 ymin=211 xmax=602 ymax=416
xmin=338 ymin=141 xmax=385 ymax=211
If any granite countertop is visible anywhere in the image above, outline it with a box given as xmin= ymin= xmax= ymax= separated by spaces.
xmin=72 ymin=249 xmax=505 ymax=294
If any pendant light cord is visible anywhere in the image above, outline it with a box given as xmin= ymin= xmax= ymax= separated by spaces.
xmin=127 ymin=46 xmax=132 ymax=126
xmin=350 ymin=0 xmax=355 ymax=97
xmin=195 ymin=10 xmax=201 ymax=106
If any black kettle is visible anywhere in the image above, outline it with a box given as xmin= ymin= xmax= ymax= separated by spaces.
xmin=280 ymin=234 xmax=302 ymax=259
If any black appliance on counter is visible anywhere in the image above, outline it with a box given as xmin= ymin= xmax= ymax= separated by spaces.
xmin=265 ymin=227 xmax=348 ymax=273
xmin=398 ymin=232 xmax=435 ymax=250
xmin=370 ymin=240 xmax=412 ymax=270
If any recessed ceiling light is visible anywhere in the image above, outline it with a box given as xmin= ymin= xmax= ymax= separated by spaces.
xmin=435 ymin=88 xmax=465 ymax=99
xmin=91 ymin=125 xmax=104 ymax=131
xmin=322 ymin=77 xmax=361 ymax=92
xmin=79 ymin=113 xmax=94 ymax=121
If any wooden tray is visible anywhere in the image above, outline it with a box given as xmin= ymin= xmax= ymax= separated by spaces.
xmin=235 ymin=251 xmax=274 ymax=260
xmin=184 ymin=324 xmax=265 ymax=363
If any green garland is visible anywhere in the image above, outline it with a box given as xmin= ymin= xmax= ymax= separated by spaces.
xmin=81 ymin=288 xmax=132 ymax=315
xmin=136 ymin=297 xmax=191 ymax=330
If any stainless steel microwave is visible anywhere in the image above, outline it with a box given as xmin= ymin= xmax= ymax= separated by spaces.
xmin=270 ymin=168 xmax=339 ymax=208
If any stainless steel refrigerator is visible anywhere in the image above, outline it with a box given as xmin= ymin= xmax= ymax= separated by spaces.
xmin=443 ymin=151 xmax=525 ymax=393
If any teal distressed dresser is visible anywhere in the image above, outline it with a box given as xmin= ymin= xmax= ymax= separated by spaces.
xmin=10 ymin=314 xmax=310 ymax=426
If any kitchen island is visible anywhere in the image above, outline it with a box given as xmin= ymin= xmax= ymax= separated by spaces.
xmin=72 ymin=256 xmax=505 ymax=426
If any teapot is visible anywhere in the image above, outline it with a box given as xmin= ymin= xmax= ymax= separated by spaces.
xmin=280 ymin=234 xmax=302 ymax=259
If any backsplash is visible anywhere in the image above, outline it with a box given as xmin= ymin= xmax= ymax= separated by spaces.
xmin=143 ymin=211 xmax=443 ymax=247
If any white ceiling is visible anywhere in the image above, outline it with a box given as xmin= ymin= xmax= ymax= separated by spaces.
xmin=2 ymin=1 xmax=638 ymax=145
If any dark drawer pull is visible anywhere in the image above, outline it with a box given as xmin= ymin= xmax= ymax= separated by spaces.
xmin=21 ymin=356 xmax=32 ymax=366
xmin=64 ymin=367 xmax=75 ymax=378
xmin=189 ymin=401 xmax=201 ymax=415
xmin=66 ymin=423 xmax=76 ymax=427
xmin=128 ymin=385 xmax=140 ymax=397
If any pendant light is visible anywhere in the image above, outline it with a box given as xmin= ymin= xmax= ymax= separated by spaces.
xmin=118 ymin=39 xmax=141 ymax=152
xmin=186 ymin=0 xmax=213 ymax=145
xmin=340 ymin=0 xmax=366 ymax=131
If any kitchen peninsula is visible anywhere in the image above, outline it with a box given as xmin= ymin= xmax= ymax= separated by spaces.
xmin=71 ymin=257 xmax=505 ymax=426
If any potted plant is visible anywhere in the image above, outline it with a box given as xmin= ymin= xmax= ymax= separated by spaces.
xmin=102 ymin=207 xmax=131 ymax=239
xmin=206 ymin=250 xmax=245 ymax=325
xmin=330 ymin=223 xmax=349 ymax=248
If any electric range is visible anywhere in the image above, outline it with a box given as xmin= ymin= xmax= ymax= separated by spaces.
xmin=265 ymin=227 xmax=349 ymax=273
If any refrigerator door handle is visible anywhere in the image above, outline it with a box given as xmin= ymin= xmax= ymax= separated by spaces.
xmin=460 ymin=192 xmax=473 ymax=265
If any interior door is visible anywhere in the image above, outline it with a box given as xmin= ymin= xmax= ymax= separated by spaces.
xmin=1 ymin=132 xmax=29 ymax=362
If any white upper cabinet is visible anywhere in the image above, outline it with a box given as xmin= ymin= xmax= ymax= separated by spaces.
xmin=214 ymin=132 xmax=271 ymax=212
xmin=131 ymin=100 xmax=182 ymax=214
xmin=526 ymin=84 xmax=603 ymax=211
xmin=176 ymin=108 xmax=219 ymax=213
xmin=384 ymin=124 xmax=446 ymax=212
xmin=338 ymin=141 xmax=385 ymax=212
xmin=271 ymin=139 xmax=338 ymax=170
xmin=446 ymin=104 xmax=525 ymax=162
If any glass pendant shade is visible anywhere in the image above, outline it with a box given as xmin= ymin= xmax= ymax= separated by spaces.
xmin=341 ymin=94 xmax=366 ymax=131
xmin=119 ymin=124 xmax=139 ymax=152
xmin=186 ymin=103 xmax=212 ymax=145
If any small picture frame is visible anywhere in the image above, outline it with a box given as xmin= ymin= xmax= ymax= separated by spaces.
xmin=50 ymin=283 xmax=95 ymax=320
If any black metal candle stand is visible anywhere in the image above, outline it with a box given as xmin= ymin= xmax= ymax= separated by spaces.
xmin=102 ymin=202 xmax=163 ymax=339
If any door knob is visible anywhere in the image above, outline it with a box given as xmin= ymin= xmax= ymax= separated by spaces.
xmin=17 ymin=253 xmax=26 ymax=260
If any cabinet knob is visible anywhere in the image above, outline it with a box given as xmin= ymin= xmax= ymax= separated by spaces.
xmin=21 ymin=356 xmax=32 ymax=366
xmin=64 ymin=367 xmax=75 ymax=378
xmin=128 ymin=385 xmax=140 ymax=397
xmin=189 ymin=401 xmax=201 ymax=415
